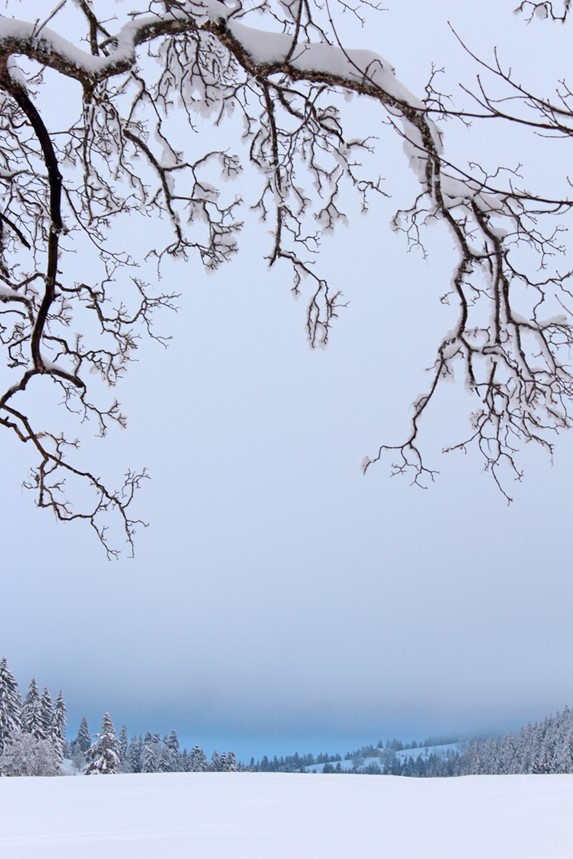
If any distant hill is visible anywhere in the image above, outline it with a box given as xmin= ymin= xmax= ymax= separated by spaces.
xmin=253 ymin=706 xmax=573 ymax=777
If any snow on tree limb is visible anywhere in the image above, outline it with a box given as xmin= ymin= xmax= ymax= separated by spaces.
xmin=0 ymin=0 xmax=571 ymax=552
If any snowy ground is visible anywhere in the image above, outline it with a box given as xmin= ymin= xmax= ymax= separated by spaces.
xmin=1 ymin=772 xmax=573 ymax=858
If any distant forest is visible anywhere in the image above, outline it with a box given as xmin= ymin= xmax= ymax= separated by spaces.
xmin=252 ymin=711 xmax=573 ymax=777
xmin=2 ymin=657 xmax=573 ymax=777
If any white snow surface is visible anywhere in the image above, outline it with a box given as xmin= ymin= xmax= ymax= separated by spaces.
xmin=1 ymin=772 xmax=573 ymax=858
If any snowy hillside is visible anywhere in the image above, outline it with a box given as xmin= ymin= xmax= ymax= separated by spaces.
xmin=2 ymin=772 xmax=573 ymax=858
xmin=304 ymin=742 xmax=459 ymax=773
xmin=394 ymin=742 xmax=459 ymax=761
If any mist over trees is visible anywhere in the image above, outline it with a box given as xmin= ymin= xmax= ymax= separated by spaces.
xmin=378 ymin=707 xmax=573 ymax=778
xmin=462 ymin=707 xmax=573 ymax=777
xmin=3 ymin=656 xmax=573 ymax=779
xmin=335 ymin=708 xmax=573 ymax=778
xmin=250 ymin=708 xmax=573 ymax=778
xmin=0 ymin=2 xmax=572 ymax=552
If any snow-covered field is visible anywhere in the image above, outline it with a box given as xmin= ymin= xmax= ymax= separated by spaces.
xmin=1 ymin=772 xmax=573 ymax=858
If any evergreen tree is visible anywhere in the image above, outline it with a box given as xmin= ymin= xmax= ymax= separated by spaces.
xmin=189 ymin=745 xmax=208 ymax=772
xmin=142 ymin=732 xmax=157 ymax=773
xmin=70 ymin=716 xmax=91 ymax=768
xmin=0 ymin=657 xmax=22 ymax=753
xmin=73 ymin=717 xmax=91 ymax=754
xmin=161 ymin=730 xmax=180 ymax=771
xmin=158 ymin=744 xmax=172 ymax=773
xmin=39 ymin=687 xmax=54 ymax=741
xmin=51 ymin=691 xmax=66 ymax=762
xmin=127 ymin=735 xmax=143 ymax=774
xmin=84 ymin=713 xmax=119 ymax=775
xmin=118 ymin=726 xmax=129 ymax=771
xmin=22 ymin=678 xmax=42 ymax=738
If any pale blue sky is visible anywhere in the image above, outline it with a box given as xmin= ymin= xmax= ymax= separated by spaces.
xmin=1 ymin=0 xmax=573 ymax=762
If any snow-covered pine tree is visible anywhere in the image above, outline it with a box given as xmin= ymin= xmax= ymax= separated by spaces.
xmin=73 ymin=717 xmax=91 ymax=755
xmin=0 ymin=657 xmax=22 ymax=753
xmin=127 ymin=735 xmax=143 ymax=774
xmin=161 ymin=730 xmax=180 ymax=772
xmin=70 ymin=716 xmax=91 ymax=769
xmin=141 ymin=732 xmax=157 ymax=774
xmin=21 ymin=678 xmax=42 ymax=738
xmin=39 ymin=687 xmax=54 ymax=742
xmin=118 ymin=725 xmax=129 ymax=772
xmin=189 ymin=745 xmax=208 ymax=772
xmin=179 ymin=749 xmax=190 ymax=772
xmin=554 ymin=707 xmax=573 ymax=773
xmin=157 ymin=744 xmax=172 ymax=773
xmin=51 ymin=691 xmax=67 ymax=763
xmin=84 ymin=713 xmax=120 ymax=775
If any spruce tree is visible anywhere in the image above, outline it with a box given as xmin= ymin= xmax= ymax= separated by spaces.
xmin=39 ymin=687 xmax=54 ymax=741
xmin=142 ymin=733 xmax=157 ymax=774
xmin=84 ymin=713 xmax=119 ymax=775
xmin=127 ymin=735 xmax=143 ymax=773
xmin=118 ymin=726 xmax=129 ymax=771
xmin=0 ymin=658 xmax=22 ymax=753
xmin=73 ymin=717 xmax=91 ymax=755
xmin=189 ymin=745 xmax=208 ymax=772
xmin=161 ymin=730 xmax=180 ymax=772
xmin=51 ymin=692 xmax=67 ymax=762
xmin=22 ymin=678 xmax=42 ymax=737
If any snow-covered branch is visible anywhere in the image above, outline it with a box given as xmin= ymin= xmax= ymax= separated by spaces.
xmin=0 ymin=0 xmax=572 ymax=550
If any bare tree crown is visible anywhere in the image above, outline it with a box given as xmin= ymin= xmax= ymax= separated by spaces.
xmin=0 ymin=0 xmax=571 ymax=554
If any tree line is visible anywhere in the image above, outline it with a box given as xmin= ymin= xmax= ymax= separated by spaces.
xmin=251 ymin=711 xmax=573 ymax=777
xmin=0 ymin=657 xmax=66 ymax=776
xmin=0 ymin=657 xmax=242 ymax=776
xmin=4 ymin=656 xmax=573 ymax=778
xmin=373 ymin=707 xmax=573 ymax=777
xmin=71 ymin=714 xmax=244 ymax=776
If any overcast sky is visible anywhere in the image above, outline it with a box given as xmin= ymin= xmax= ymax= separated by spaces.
xmin=2 ymin=0 xmax=573 ymax=762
